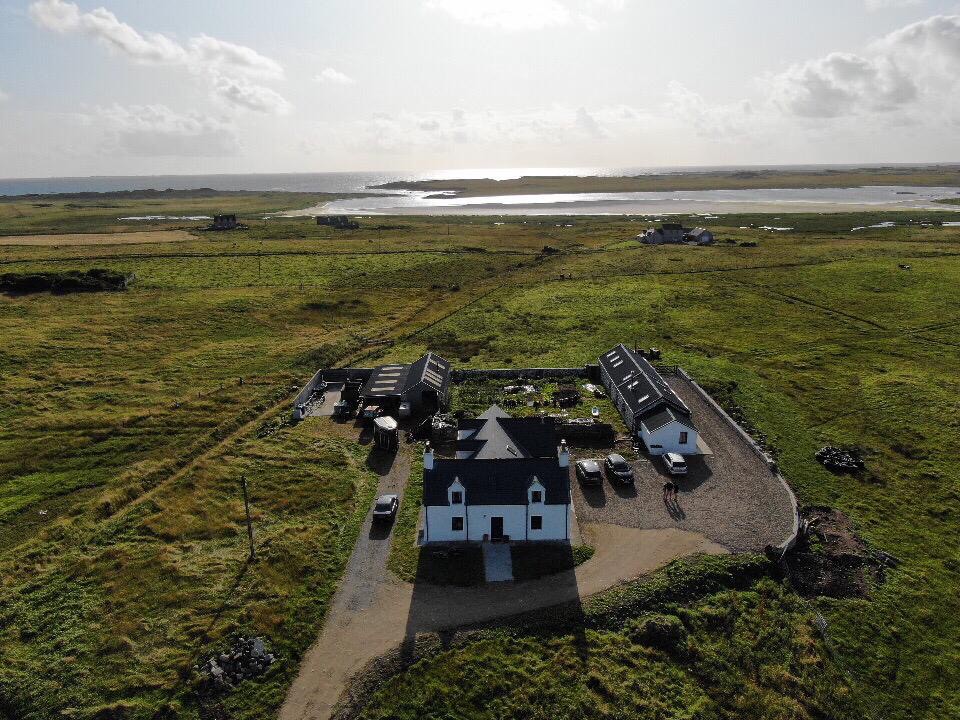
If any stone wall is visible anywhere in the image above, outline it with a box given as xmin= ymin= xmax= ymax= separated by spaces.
xmin=451 ymin=367 xmax=588 ymax=382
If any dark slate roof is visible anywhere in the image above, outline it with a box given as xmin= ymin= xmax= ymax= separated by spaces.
xmin=360 ymin=352 xmax=450 ymax=399
xmin=599 ymin=344 xmax=695 ymax=428
xmin=423 ymin=458 xmax=570 ymax=506
xmin=406 ymin=352 xmax=451 ymax=396
xmin=455 ymin=405 xmax=557 ymax=460
xmin=360 ymin=363 xmax=411 ymax=398
xmin=639 ymin=405 xmax=697 ymax=432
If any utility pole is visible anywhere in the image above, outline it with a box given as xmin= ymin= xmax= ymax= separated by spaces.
xmin=241 ymin=475 xmax=256 ymax=561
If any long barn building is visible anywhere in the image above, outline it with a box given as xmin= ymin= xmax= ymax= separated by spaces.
xmin=599 ymin=344 xmax=698 ymax=455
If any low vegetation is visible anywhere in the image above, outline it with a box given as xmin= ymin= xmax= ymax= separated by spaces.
xmin=1 ymin=205 xmax=958 ymax=719
xmin=0 ymin=268 xmax=131 ymax=294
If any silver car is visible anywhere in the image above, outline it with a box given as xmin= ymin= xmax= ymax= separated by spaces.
xmin=372 ymin=494 xmax=399 ymax=520
xmin=663 ymin=453 xmax=688 ymax=475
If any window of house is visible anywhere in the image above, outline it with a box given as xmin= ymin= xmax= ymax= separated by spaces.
xmin=451 ymin=491 xmax=463 ymax=504
xmin=531 ymin=515 xmax=543 ymax=530
xmin=679 ymin=432 xmax=689 ymax=444
xmin=452 ymin=517 xmax=464 ymax=531
xmin=531 ymin=490 xmax=543 ymax=503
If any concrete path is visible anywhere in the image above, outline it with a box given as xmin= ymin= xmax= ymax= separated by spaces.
xmin=280 ymin=523 xmax=725 ymax=720
xmin=482 ymin=543 xmax=514 ymax=582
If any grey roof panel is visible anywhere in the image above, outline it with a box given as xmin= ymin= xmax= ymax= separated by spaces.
xmin=423 ymin=458 xmax=570 ymax=506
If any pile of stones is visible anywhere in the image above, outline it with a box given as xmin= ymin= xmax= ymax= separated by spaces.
xmin=815 ymin=446 xmax=865 ymax=474
xmin=197 ymin=636 xmax=276 ymax=690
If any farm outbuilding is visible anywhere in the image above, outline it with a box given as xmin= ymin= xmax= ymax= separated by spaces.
xmin=685 ymin=228 xmax=715 ymax=245
xmin=359 ymin=352 xmax=451 ymax=416
xmin=598 ymin=344 xmax=699 ymax=455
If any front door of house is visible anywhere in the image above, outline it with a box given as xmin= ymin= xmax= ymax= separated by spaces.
xmin=490 ymin=516 xmax=504 ymax=540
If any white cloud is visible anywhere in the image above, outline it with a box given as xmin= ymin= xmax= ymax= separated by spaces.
xmin=98 ymin=104 xmax=240 ymax=157
xmin=211 ymin=74 xmax=292 ymax=115
xmin=0 ymin=88 xmax=8 ymax=102
xmin=423 ymin=0 xmax=624 ymax=31
xmin=768 ymin=52 xmax=917 ymax=117
xmin=187 ymin=34 xmax=283 ymax=79
xmin=575 ymin=107 xmax=607 ymax=139
xmin=768 ymin=15 xmax=960 ymax=119
xmin=666 ymin=81 xmax=760 ymax=140
xmin=29 ymin=0 xmax=289 ymax=113
xmin=315 ymin=67 xmax=355 ymax=85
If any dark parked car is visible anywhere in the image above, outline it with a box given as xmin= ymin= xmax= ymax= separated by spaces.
xmin=372 ymin=494 xmax=399 ymax=520
xmin=604 ymin=453 xmax=634 ymax=484
xmin=575 ymin=459 xmax=603 ymax=486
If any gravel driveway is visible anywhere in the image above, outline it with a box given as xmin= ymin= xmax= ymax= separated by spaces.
xmin=571 ymin=376 xmax=795 ymax=552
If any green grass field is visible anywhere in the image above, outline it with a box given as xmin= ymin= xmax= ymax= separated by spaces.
xmin=1 ymin=200 xmax=959 ymax=719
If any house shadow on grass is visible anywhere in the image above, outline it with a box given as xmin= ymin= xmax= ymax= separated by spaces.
xmin=399 ymin=541 xmax=589 ymax=666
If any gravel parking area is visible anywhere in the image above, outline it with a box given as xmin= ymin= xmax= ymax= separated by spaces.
xmin=571 ymin=375 xmax=795 ymax=552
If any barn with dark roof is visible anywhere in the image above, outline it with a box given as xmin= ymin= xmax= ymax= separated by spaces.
xmin=599 ymin=344 xmax=698 ymax=455
xmin=359 ymin=352 xmax=451 ymax=415
xmin=421 ymin=405 xmax=572 ymax=543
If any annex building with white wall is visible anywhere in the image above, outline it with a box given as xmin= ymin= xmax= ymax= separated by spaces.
xmin=599 ymin=344 xmax=699 ymax=456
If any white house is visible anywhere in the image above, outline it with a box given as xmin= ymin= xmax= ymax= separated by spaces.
xmin=598 ymin=344 xmax=699 ymax=455
xmin=421 ymin=406 xmax=572 ymax=543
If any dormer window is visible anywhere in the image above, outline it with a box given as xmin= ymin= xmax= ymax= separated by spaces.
xmin=531 ymin=490 xmax=543 ymax=503
xmin=451 ymin=491 xmax=463 ymax=505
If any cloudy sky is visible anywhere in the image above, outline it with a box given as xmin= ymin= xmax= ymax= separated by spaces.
xmin=2 ymin=0 xmax=960 ymax=177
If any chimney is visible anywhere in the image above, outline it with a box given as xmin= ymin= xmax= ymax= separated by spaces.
xmin=558 ymin=439 xmax=569 ymax=468
xmin=423 ymin=441 xmax=434 ymax=470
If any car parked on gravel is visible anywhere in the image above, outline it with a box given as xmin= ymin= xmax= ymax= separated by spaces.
xmin=604 ymin=453 xmax=635 ymax=484
xmin=575 ymin=459 xmax=604 ymax=486
xmin=372 ymin=494 xmax=399 ymax=520
xmin=663 ymin=453 xmax=688 ymax=475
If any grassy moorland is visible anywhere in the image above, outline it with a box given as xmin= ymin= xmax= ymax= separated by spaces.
xmin=0 ymin=209 xmax=959 ymax=719
xmin=0 ymin=189 xmax=372 ymax=236
xmin=374 ymin=164 xmax=960 ymax=197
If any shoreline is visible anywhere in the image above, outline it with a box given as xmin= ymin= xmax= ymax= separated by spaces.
xmin=373 ymin=166 xmax=960 ymax=198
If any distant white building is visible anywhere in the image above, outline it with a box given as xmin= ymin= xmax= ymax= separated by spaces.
xmin=598 ymin=344 xmax=698 ymax=455
xmin=685 ymin=228 xmax=715 ymax=245
xmin=421 ymin=406 xmax=572 ymax=543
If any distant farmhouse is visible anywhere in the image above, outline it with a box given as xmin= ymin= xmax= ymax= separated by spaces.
xmin=317 ymin=215 xmax=360 ymax=230
xmin=359 ymin=352 xmax=451 ymax=417
xmin=422 ymin=405 xmax=572 ymax=543
xmin=210 ymin=214 xmax=240 ymax=231
xmin=639 ymin=223 xmax=715 ymax=245
xmin=599 ymin=344 xmax=698 ymax=455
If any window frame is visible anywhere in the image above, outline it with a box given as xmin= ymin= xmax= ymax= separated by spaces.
xmin=451 ymin=516 xmax=464 ymax=532
xmin=530 ymin=515 xmax=543 ymax=531
xmin=451 ymin=490 xmax=463 ymax=505
xmin=531 ymin=490 xmax=543 ymax=503
xmin=679 ymin=431 xmax=688 ymax=444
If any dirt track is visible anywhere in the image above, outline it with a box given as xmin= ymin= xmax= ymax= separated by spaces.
xmin=0 ymin=230 xmax=194 ymax=246
xmin=280 ymin=523 xmax=725 ymax=720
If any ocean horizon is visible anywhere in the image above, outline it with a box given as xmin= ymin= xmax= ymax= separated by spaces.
xmin=3 ymin=162 xmax=960 ymax=197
